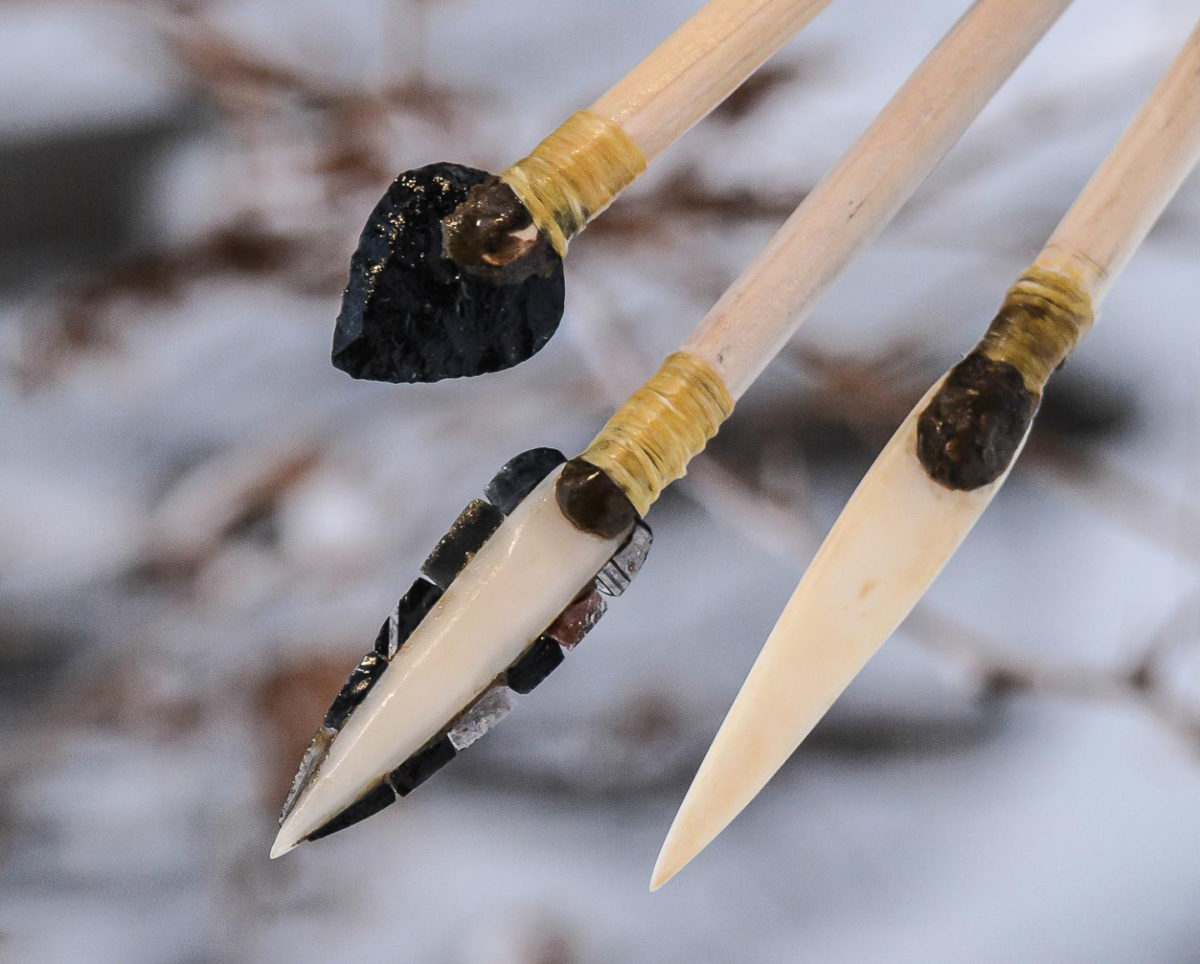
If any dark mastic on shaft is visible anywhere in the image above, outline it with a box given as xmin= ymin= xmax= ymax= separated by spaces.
xmin=331 ymin=163 xmax=565 ymax=383
xmin=555 ymin=458 xmax=638 ymax=539
xmin=915 ymin=352 xmax=1039 ymax=491
xmin=916 ymin=267 xmax=1093 ymax=491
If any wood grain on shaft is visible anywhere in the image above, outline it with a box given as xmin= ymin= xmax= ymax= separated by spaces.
xmin=1040 ymin=22 xmax=1200 ymax=306
xmin=589 ymin=0 xmax=831 ymax=161
xmin=683 ymin=0 xmax=1073 ymax=399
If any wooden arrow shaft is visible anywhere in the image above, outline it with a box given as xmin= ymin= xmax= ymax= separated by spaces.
xmin=590 ymin=0 xmax=833 ymax=160
xmin=682 ymin=0 xmax=1075 ymax=399
xmin=1039 ymin=21 xmax=1200 ymax=305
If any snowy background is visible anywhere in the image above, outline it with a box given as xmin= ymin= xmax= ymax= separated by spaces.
xmin=2 ymin=1 xmax=1200 ymax=961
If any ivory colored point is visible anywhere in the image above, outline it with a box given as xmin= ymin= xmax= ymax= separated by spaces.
xmin=650 ymin=838 xmax=688 ymax=891
xmin=269 ymin=833 xmax=298 ymax=860
xmin=272 ymin=471 xmax=625 ymax=856
xmin=652 ymin=384 xmax=1025 ymax=884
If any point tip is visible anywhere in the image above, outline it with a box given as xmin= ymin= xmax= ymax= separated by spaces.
xmin=269 ymin=825 xmax=302 ymax=860
xmin=648 ymin=826 xmax=694 ymax=892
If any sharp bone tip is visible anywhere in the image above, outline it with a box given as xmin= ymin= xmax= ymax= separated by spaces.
xmin=647 ymin=824 xmax=696 ymax=892
xmin=268 ymin=838 xmax=296 ymax=860
xmin=269 ymin=820 xmax=306 ymax=860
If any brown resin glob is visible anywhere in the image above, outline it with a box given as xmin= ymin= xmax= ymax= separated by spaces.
xmin=916 ymin=352 xmax=1039 ymax=491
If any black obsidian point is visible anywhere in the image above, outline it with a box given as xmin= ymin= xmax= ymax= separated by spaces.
xmin=332 ymin=163 xmax=566 ymax=383
xmin=485 ymin=447 xmax=566 ymax=514
xmin=506 ymin=635 xmax=566 ymax=695
xmin=916 ymin=352 xmax=1040 ymax=491
xmin=305 ymin=782 xmax=396 ymax=842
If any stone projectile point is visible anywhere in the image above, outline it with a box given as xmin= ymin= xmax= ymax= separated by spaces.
xmin=332 ymin=163 xmax=565 ymax=383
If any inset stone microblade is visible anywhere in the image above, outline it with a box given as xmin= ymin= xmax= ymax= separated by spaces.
xmin=305 ymin=782 xmax=396 ymax=842
xmin=373 ymin=577 xmax=443 ymax=661
xmin=596 ymin=520 xmax=653 ymax=596
xmin=324 ymin=652 xmax=388 ymax=730
xmin=485 ymin=447 xmax=566 ymax=515
xmin=506 ymin=636 xmax=566 ymax=694
xmin=545 ymin=586 xmax=607 ymax=650
xmin=447 ymin=686 xmax=517 ymax=751
xmin=279 ymin=725 xmax=336 ymax=825
xmin=421 ymin=499 xmax=505 ymax=590
xmin=388 ymin=736 xmax=457 ymax=796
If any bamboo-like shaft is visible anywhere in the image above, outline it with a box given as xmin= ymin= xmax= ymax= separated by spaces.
xmin=683 ymin=0 xmax=1072 ymax=399
xmin=588 ymin=0 xmax=832 ymax=161
xmin=1038 ymin=22 xmax=1200 ymax=306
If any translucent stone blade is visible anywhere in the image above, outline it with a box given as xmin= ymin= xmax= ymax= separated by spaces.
xmin=652 ymin=377 xmax=1027 ymax=889
xmin=272 ymin=469 xmax=627 ymax=857
xmin=447 ymin=686 xmax=517 ymax=751
xmin=597 ymin=521 xmax=652 ymax=596
xmin=278 ymin=726 xmax=336 ymax=826
xmin=544 ymin=586 xmax=606 ymax=650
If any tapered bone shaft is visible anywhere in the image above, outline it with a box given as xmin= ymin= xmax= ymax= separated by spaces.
xmin=272 ymin=471 xmax=626 ymax=856
xmin=655 ymin=18 xmax=1200 ymax=890
xmin=591 ymin=0 xmax=832 ymax=160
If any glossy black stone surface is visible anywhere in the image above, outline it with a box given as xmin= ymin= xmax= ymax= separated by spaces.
xmin=388 ymin=736 xmax=457 ymax=796
xmin=331 ymin=163 xmax=566 ymax=383
xmin=484 ymin=447 xmax=566 ymax=514
xmin=373 ymin=577 xmax=443 ymax=661
xmin=323 ymin=651 xmax=388 ymax=730
xmin=916 ymin=352 xmax=1039 ymax=491
xmin=506 ymin=635 xmax=565 ymax=694
xmin=305 ymin=782 xmax=396 ymax=842
xmin=421 ymin=498 xmax=505 ymax=590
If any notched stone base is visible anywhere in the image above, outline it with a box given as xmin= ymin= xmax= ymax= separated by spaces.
xmin=916 ymin=352 xmax=1039 ymax=491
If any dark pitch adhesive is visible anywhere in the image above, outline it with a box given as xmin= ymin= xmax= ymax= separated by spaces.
xmin=332 ymin=164 xmax=565 ymax=383
xmin=555 ymin=458 xmax=639 ymax=538
xmin=916 ymin=270 xmax=1091 ymax=492
xmin=915 ymin=352 xmax=1039 ymax=491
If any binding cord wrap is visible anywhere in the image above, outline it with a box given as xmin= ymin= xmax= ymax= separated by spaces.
xmin=581 ymin=352 xmax=734 ymax=517
xmin=499 ymin=111 xmax=647 ymax=258
xmin=977 ymin=265 xmax=1095 ymax=390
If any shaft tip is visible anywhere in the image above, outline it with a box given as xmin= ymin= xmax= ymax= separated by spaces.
xmin=648 ymin=781 xmax=719 ymax=892
xmin=269 ymin=826 xmax=301 ymax=860
xmin=648 ymin=841 xmax=687 ymax=892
